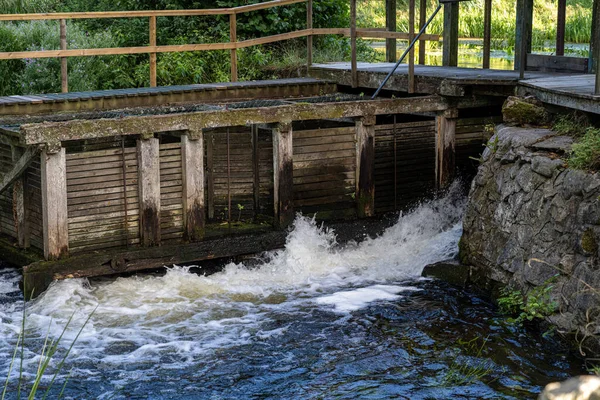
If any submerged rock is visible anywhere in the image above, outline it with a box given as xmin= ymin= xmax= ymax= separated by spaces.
xmin=539 ymin=376 xmax=600 ymax=400
xmin=461 ymin=125 xmax=600 ymax=354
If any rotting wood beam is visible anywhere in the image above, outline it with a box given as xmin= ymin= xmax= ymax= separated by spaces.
xmin=11 ymin=146 xmax=30 ymax=249
xmin=355 ymin=115 xmax=375 ymax=218
xmin=137 ymin=137 xmax=161 ymax=246
xmin=272 ymin=122 xmax=294 ymax=229
xmin=0 ymin=146 xmax=39 ymax=197
xmin=182 ymin=132 xmax=205 ymax=242
xmin=41 ymin=147 xmax=68 ymax=261
xmin=21 ymin=96 xmax=449 ymax=145
xmin=515 ymin=0 xmax=533 ymax=73
xmin=435 ymin=108 xmax=457 ymax=188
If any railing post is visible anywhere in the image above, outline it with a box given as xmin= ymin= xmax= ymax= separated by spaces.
xmin=60 ymin=19 xmax=68 ymax=93
xmin=355 ymin=115 xmax=375 ymax=218
xmin=385 ymin=0 xmax=397 ymax=63
xmin=149 ymin=15 xmax=157 ymax=87
xmin=435 ymin=108 xmax=457 ymax=189
xmin=307 ymin=0 xmax=313 ymax=68
xmin=442 ymin=1 xmax=459 ymax=67
xmin=556 ymin=0 xmax=566 ymax=56
xmin=230 ymin=13 xmax=238 ymax=82
xmin=272 ymin=122 xmax=294 ymax=229
xmin=593 ymin=0 xmax=600 ymax=94
xmin=182 ymin=131 xmax=205 ymax=242
xmin=408 ymin=0 xmax=415 ymax=93
xmin=515 ymin=0 xmax=533 ymax=75
xmin=41 ymin=146 xmax=68 ymax=260
xmin=350 ymin=0 xmax=358 ymax=88
xmin=418 ymin=0 xmax=427 ymax=65
xmin=137 ymin=136 xmax=161 ymax=246
xmin=483 ymin=0 xmax=492 ymax=68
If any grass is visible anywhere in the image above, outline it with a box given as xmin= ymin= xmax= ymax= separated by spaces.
xmin=2 ymin=286 xmax=95 ymax=400
xmin=442 ymin=336 xmax=499 ymax=386
xmin=554 ymin=114 xmax=600 ymax=171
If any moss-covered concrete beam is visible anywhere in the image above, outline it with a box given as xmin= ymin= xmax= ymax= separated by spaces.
xmin=19 ymin=95 xmax=479 ymax=145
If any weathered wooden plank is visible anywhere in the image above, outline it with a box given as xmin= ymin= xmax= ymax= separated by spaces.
xmin=515 ymin=0 xmax=533 ymax=73
xmin=355 ymin=116 xmax=375 ymax=218
xmin=181 ymin=133 xmax=205 ymax=241
xmin=41 ymin=148 xmax=68 ymax=260
xmin=273 ymin=122 xmax=294 ymax=228
xmin=137 ymin=138 xmax=160 ymax=246
xmin=436 ymin=111 xmax=456 ymax=188
xmin=526 ymin=54 xmax=588 ymax=73
xmin=21 ymin=96 xmax=450 ymax=146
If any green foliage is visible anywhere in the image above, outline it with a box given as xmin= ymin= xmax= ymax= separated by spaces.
xmin=554 ymin=114 xmax=590 ymax=137
xmin=498 ymin=278 xmax=558 ymax=325
xmin=569 ymin=127 xmax=600 ymax=170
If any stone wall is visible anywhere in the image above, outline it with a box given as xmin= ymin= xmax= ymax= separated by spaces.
xmin=461 ymin=124 xmax=600 ymax=354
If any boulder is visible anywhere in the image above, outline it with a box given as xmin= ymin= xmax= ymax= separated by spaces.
xmin=502 ymin=96 xmax=549 ymax=126
xmin=539 ymin=376 xmax=600 ymax=400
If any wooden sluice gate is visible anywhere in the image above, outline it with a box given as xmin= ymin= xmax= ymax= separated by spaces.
xmin=0 ymin=80 xmax=502 ymax=297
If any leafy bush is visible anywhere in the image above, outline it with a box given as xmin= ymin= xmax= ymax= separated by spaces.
xmin=498 ymin=278 xmax=558 ymax=325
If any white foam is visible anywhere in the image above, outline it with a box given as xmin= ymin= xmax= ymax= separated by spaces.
xmin=316 ymin=284 xmax=421 ymax=312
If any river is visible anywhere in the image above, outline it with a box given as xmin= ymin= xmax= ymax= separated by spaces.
xmin=0 ymin=183 xmax=586 ymax=399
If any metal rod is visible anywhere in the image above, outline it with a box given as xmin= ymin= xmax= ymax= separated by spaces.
xmin=121 ymin=137 xmax=129 ymax=248
xmin=371 ymin=3 xmax=442 ymax=99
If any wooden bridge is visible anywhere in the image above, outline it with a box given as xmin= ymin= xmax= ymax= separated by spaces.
xmin=0 ymin=0 xmax=597 ymax=297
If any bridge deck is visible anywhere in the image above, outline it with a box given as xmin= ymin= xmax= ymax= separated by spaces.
xmin=309 ymin=62 xmax=573 ymax=96
xmin=518 ymin=74 xmax=600 ymax=114
xmin=0 ymin=78 xmax=337 ymax=116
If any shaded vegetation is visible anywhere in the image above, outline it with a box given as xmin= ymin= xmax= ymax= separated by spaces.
xmin=0 ymin=0 xmax=594 ymax=95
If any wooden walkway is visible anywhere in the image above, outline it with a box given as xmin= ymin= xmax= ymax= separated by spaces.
xmin=0 ymin=78 xmax=337 ymax=116
xmin=309 ymin=62 xmax=569 ymax=97
xmin=518 ymin=74 xmax=600 ymax=114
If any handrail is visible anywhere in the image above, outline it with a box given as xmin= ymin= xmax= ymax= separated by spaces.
xmin=0 ymin=0 xmax=442 ymax=94
xmin=0 ymin=0 xmax=306 ymax=20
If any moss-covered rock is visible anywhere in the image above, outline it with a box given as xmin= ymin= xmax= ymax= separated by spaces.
xmin=502 ymin=96 xmax=549 ymax=127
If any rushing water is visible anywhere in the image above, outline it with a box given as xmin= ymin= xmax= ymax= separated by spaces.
xmin=0 ymin=184 xmax=586 ymax=399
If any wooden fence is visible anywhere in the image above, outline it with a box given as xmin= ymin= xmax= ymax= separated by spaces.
xmin=0 ymin=0 xmax=443 ymax=93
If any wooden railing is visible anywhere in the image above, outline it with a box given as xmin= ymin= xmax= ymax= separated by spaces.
xmin=0 ymin=0 xmax=440 ymax=93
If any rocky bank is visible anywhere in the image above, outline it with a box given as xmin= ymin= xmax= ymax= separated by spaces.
xmin=461 ymin=124 xmax=600 ymax=354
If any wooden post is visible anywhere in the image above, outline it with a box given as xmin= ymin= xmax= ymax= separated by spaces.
xmin=418 ymin=0 xmax=427 ymax=65
xmin=593 ymin=0 xmax=600 ymax=94
xmin=515 ymin=0 xmax=533 ymax=73
xmin=307 ymin=0 xmax=313 ymax=67
xmin=149 ymin=16 xmax=157 ymax=87
xmin=442 ymin=2 xmax=459 ymax=67
xmin=206 ymin=131 xmax=215 ymax=220
xmin=386 ymin=0 xmax=397 ymax=63
xmin=41 ymin=147 xmax=68 ymax=260
xmin=137 ymin=137 xmax=161 ymax=246
xmin=350 ymin=0 xmax=358 ymax=88
xmin=11 ymin=146 xmax=29 ymax=249
xmin=182 ymin=132 xmax=205 ymax=242
xmin=408 ymin=0 xmax=416 ymax=93
xmin=556 ymin=0 xmax=566 ymax=56
xmin=60 ymin=19 xmax=68 ymax=93
xmin=230 ymin=13 xmax=238 ymax=83
xmin=483 ymin=0 xmax=492 ymax=68
xmin=251 ymin=125 xmax=261 ymax=219
xmin=436 ymin=109 xmax=457 ymax=188
xmin=591 ymin=0 xmax=599 ymax=74
xmin=355 ymin=115 xmax=375 ymax=218
xmin=272 ymin=122 xmax=294 ymax=229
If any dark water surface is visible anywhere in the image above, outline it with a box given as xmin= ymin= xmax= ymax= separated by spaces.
xmin=0 ymin=185 xmax=586 ymax=399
